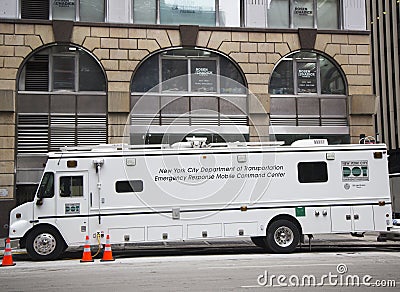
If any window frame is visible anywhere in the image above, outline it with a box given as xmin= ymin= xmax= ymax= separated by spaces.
xmin=130 ymin=48 xmax=248 ymax=143
xmin=246 ymin=0 xmax=341 ymax=29
xmin=269 ymin=50 xmax=347 ymax=96
xmin=19 ymin=45 xmax=106 ymax=93
xmin=16 ymin=44 xmax=108 ymax=156
xmin=20 ymin=0 xmax=106 ymax=22
xmin=269 ymin=50 xmax=348 ymax=128
xmin=59 ymin=175 xmax=84 ymax=197
xmin=37 ymin=172 xmax=55 ymax=198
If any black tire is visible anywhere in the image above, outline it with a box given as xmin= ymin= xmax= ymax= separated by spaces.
xmin=26 ymin=226 xmax=66 ymax=261
xmin=266 ymin=219 xmax=300 ymax=253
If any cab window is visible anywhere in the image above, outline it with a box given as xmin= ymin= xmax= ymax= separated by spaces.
xmin=60 ymin=176 xmax=83 ymax=197
xmin=38 ymin=172 xmax=54 ymax=198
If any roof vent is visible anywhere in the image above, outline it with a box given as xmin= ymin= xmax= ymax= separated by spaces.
xmin=291 ymin=139 xmax=328 ymax=147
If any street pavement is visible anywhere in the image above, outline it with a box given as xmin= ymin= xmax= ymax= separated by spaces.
xmin=0 ymin=241 xmax=399 ymax=291
xmin=1 ymin=232 xmax=400 ymax=257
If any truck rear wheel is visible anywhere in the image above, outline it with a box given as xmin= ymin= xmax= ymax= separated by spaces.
xmin=26 ymin=226 xmax=66 ymax=261
xmin=266 ymin=219 xmax=300 ymax=253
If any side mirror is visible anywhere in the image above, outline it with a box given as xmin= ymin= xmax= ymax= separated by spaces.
xmin=36 ymin=198 xmax=43 ymax=206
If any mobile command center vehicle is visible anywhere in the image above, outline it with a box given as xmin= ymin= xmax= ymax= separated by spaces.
xmin=9 ymin=138 xmax=393 ymax=260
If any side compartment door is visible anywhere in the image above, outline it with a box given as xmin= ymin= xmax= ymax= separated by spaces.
xmin=331 ymin=206 xmax=374 ymax=232
xmin=331 ymin=206 xmax=352 ymax=232
xmin=55 ymin=171 xmax=89 ymax=244
xmin=352 ymin=206 xmax=374 ymax=231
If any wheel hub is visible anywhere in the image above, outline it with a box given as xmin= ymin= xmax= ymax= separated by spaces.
xmin=274 ymin=226 xmax=294 ymax=247
xmin=33 ymin=233 xmax=56 ymax=256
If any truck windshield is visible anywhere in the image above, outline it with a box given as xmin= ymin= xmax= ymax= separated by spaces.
xmin=37 ymin=172 xmax=54 ymax=198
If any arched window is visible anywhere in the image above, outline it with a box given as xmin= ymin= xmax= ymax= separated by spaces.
xmin=130 ymin=48 xmax=247 ymax=144
xmin=269 ymin=51 xmax=348 ymax=144
xmin=16 ymin=44 xmax=107 ymax=190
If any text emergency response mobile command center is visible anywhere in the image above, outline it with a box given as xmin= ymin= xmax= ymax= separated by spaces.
xmin=8 ymin=138 xmax=393 ymax=260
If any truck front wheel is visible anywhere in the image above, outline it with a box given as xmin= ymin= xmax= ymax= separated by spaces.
xmin=26 ymin=227 xmax=66 ymax=261
xmin=266 ymin=219 xmax=300 ymax=253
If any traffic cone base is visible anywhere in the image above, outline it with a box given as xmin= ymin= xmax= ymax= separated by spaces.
xmin=1 ymin=238 xmax=16 ymax=267
xmin=80 ymin=235 xmax=94 ymax=263
xmin=100 ymin=234 xmax=115 ymax=262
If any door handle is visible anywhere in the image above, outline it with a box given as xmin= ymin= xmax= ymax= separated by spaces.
xmin=90 ymin=192 xmax=92 ymax=207
xmin=354 ymin=214 xmax=359 ymax=220
xmin=346 ymin=215 xmax=351 ymax=220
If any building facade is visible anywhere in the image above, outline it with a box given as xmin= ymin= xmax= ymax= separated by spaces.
xmin=367 ymin=0 xmax=400 ymax=216
xmin=0 ymin=0 xmax=375 ymax=236
xmin=367 ymin=1 xmax=400 ymax=163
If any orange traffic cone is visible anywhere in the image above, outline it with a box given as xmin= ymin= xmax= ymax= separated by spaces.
xmin=100 ymin=234 xmax=115 ymax=262
xmin=80 ymin=235 xmax=94 ymax=263
xmin=1 ymin=238 xmax=16 ymax=267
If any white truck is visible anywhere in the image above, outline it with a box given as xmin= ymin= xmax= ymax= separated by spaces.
xmin=9 ymin=139 xmax=393 ymax=260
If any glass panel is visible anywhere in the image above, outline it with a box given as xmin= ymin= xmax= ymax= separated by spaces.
xmin=38 ymin=172 xmax=54 ymax=198
xmin=163 ymin=49 xmax=217 ymax=58
xmin=294 ymin=51 xmax=316 ymax=59
xmin=320 ymin=98 xmax=347 ymax=117
xmin=298 ymin=162 xmax=328 ymax=183
xmin=191 ymin=96 xmax=218 ymax=112
xmin=267 ymin=0 xmax=290 ymax=28
xmin=317 ymin=0 xmax=338 ymax=29
xmin=269 ymin=60 xmax=294 ymax=94
xmin=132 ymin=56 xmax=159 ymax=92
xmin=245 ymin=0 xmax=266 ymax=28
xmin=77 ymin=95 xmax=106 ymax=113
xmin=270 ymin=97 xmax=296 ymax=116
xmin=297 ymin=62 xmax=317 ymax=93
xmin=131 ymin=95 xmax=160 ymax=114
xmin=320 ymin=57 xmax=345 ymax=94
xmin=80 ymin=0 xmax=105 ymax=22
xmin=219 ymin=0 xmax=240 ymax=27
xmin=297 ymin=98 xmax=319 ymax=116
xmin=51 ymin=95 xmax=76 ymax=113
xmin=191 ymin=60 xmax=217 ymax=92
xmin=162 ymin=59 xmax=188 ymax=92
xmin=79 ymin=51 xmax=105 ymax=91
xmin=60 ymin=176 xmax=83 ymax=197
xmin=18 ymin=94 xmax=49 ymax=113
xmin=52 ymin=0 xmax=76 ymax=20
xmin=220 ymin=58 xmax=246 ymax=94
xmin=220 ymin=96 xmax=247 ymax=115
xmin=161 ymin=96 xmax=189 ymax=114
xmin=116 ymin=180 xmax=144 ymax=193
xmin=134 ymin=0 xmax=156 ymax=24
xmin=53 ymin=55 xmax=75 ymax=90
xmin=293 ymin=0 xmax=314 ymax=28
xmin=160 ymin=0 xmax=216 ymax=26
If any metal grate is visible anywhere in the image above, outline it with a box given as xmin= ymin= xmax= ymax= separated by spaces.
xmin=77 ymin=115 xmax=107 ymax=146
xmin=21 ymin=0 xmax=49 ymax=20
xmin=17 ymin=115 xmax=49 ymax=154
xmin=25 ymin=58 xmax=49 ymax=91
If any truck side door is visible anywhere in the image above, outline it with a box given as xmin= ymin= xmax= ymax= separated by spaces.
xmin=55 ymin=171 xmax=89 ymax=244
